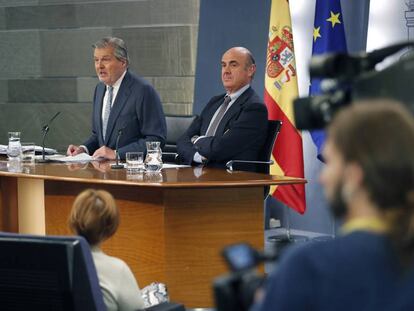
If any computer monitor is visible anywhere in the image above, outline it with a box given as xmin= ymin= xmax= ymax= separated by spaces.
xmin=0 ymin=233 xmax=106 ymax=311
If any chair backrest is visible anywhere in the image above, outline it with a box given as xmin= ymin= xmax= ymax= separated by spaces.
xmin=164 ymin=115 xmax=196 ymax=153
xmin=145 ymin=302 xmax=186 ymax=311
xmin=0 ymin=232 xmax=106 ymax=311
xmin=258 ymin=120 xmax=282 ymax=174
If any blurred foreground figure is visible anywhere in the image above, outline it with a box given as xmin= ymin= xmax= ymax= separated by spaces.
xmin=252 ymin=99 xmax=414 ymax=311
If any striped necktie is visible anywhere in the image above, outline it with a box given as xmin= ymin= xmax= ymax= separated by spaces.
xmin=102 ymin=86 xmax=113 ymax=140
xmin=205 ymin=95 xmax=231 ymax=136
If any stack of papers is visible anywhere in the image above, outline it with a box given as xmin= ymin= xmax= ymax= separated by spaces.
xmin=0 ymin=144 xmax=57 ymax=155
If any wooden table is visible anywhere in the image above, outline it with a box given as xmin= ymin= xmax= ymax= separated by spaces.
xmin=0 ymin=160 xmax=306 ymax=307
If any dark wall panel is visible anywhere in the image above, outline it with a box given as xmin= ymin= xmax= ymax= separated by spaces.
xmin=193 ymin=0 xmax=270 ymax=114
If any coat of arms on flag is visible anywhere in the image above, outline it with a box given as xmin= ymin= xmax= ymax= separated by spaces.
xmin=267 ymin=26 xmax=297 ymax=90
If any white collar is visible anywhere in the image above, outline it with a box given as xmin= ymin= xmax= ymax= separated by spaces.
xmin=227 ymin=84 xmax=250 ymax=101
xmin=107 ymin=70 xmax=127 ymax=90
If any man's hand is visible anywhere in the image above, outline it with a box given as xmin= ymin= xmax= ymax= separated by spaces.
xmin=67 ymin=145 xmax=85 ymax=156
xmin=92 ymin=146 xmax=116 ymax=160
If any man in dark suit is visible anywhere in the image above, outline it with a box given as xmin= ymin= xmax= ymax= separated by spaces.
xmin=177 ymin=47 xmax=268 ymax=170
xmin=67 ymin=37 xmax=166 ymax=160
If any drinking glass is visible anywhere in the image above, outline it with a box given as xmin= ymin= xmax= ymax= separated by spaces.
xmin=21 ymin=142 xmax=36 ymax=163
xmin=7 ymin=132 xmax=22 ymax=160
xmin=126 ymin=152 xmax=144 ymax=173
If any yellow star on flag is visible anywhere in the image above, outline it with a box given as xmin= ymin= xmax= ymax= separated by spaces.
xmin=313 ymin=26 xmax=321 ymax=42
xmin=326 ymin=11 xmax=341 ymax=28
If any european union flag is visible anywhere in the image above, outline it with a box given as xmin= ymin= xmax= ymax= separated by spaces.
xmin=310 ymin=0 xmax=347 ymax=161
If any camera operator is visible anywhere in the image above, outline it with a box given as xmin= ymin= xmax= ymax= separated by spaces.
xmin=251 ymin=99 xmax=414 ymax=311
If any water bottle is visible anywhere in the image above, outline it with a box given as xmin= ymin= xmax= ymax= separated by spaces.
xmin=144 ymin=141 xmax=163 ymax=172
xmin=7 ymin=132 xmax=22 ymax=160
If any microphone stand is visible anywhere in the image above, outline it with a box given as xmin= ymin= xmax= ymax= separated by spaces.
xmin=37 ymin=111 xmax=61 ymax=163
xmin=111 ymin=129 xmax=124 ymax=169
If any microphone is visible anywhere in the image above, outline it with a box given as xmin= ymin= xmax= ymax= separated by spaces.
xmin=111 ymin=129 xmax=124 ymax=169
xmin=37 ymin=111 xmax=61 ymax=163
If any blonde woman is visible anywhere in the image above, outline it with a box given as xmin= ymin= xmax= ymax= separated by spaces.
xmin=69 ymin=189 xmax=145 ymax=311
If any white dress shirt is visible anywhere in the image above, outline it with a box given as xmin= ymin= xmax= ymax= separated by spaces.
xmin=101 ymin=70 xmax=127 ymax=125
xmin=81 ymin=70 xmax=127 ymax=155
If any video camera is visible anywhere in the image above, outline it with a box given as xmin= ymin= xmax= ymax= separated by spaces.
xmin=213 ymin=242 xmax=290 ymax=311
xmin=294 ymin=41 xmax=414 ymax=130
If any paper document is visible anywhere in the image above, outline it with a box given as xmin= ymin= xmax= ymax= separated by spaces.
xmin=0 ymin=144 xmax=57 ymax=155
xmin=49 ymin=153 xmax=94 ymax=163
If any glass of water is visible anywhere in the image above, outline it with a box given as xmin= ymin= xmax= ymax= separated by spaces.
xmin=144 ymin=141 xmax=163 ymax=172
xmin=21 ymin=142 xmax=36 ymax=163
xmin=126 ymin=152 xmax=144 ymax=173
xmin=7 ymin=132 xmax=22 ymax=160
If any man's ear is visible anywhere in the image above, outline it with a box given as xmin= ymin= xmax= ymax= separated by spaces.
xmin=248 ymin=64 xmax=256 ymax=78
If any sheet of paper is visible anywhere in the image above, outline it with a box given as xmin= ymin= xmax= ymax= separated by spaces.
xmin=48 ymin=153 xmax=94 ymax=163
xmin=0 ymin=144 xmax=57 ymax=155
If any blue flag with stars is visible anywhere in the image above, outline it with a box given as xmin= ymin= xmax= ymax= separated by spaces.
xmin=310 ymin=0 xmax=347 ymax=161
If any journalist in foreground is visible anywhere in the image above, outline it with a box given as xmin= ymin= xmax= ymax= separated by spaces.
xmin=251 ymin=99 xmax=414 ymax=311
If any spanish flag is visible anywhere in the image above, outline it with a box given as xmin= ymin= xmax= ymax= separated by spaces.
xmin=264 ymin=0 xmax=306 ymax=214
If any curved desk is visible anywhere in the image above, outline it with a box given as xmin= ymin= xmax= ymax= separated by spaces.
xmin=0 ymin=160 xmax=306 ymax=307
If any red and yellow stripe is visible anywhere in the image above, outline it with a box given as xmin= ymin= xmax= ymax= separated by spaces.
xmin=264 ymin=0 xmax=306 ymax=214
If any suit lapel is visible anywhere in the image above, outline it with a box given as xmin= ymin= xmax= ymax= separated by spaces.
xmin=104 ymin=71 xmax=132 ymax=144
xmin=201 ymin=95 xmax=226 ymax=135
xmin=96 ymin=84 xmax=106 ymax=143
xmin=215 ymin=87 xmax=252 ymax=135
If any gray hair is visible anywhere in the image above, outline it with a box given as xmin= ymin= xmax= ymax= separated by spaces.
xmin=93 ymin=37 xmax=129 ymax=65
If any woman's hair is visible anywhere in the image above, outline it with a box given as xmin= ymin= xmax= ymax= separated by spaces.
xmin=69 ymin=189 xmax=120 ymax=246
xmin=328 ymin=99 xmax=414 ymax=265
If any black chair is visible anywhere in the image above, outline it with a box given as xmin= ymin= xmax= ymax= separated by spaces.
xmin=226 ymin=120 xmax=282 ymax=178
xmin=0 ymin=232 xmax=185 ymax=311
xmin=0 ymin=232 xmax=106 ymax=311
xmin=146 ymin=302 xmax=186 ymax=311
xmin=164 ymin=114 xmax=196 ymax=153
xmin=163 ymin=115 xmax=196 ymax=163
xmin=225 ymin=120 xmax=307 ymax=246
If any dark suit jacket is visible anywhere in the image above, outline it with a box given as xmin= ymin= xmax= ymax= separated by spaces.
xmin=252 ymin=231 xmax=414 ymax=311
xmin=177 ymin=87 xmax=268 ymax=170
xmin=83 ymin=70 xmax=167 ymax=159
